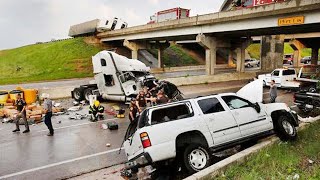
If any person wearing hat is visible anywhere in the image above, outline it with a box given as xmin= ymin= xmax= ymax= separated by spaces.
xmin=129 ymin=98 xmax=138 ymax=123
xmin=12 ymin=93 xmax=30 ymax=133
xmin=42 ymin=93 xmax=54 ymax=136
xmin=89 ymin=100 xmax=104 ymax=122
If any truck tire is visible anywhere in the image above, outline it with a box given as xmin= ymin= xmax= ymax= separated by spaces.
xmin=183 ymin=144 xmax=210 ymax=173
xmin=84 ymin=88 xmax=95 ymax=102
xmin=275 ymin=115 xmax=297 ymax=141
xmin=73 ymin=88 xmax=84 ymax=101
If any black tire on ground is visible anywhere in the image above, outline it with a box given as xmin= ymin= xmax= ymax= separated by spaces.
xmin=84 ymin=88 xmax=95 ymax=102
xmin=183 ymin=144 xmax=211 ymax=174
xmin=73 ymin=88 xmax=84 ymax=101
xmin=275 ymin=115 xmax=297 ymax=141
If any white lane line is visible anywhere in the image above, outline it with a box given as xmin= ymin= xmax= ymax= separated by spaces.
xmin=36 ymin=118 xmax=118 ymax=133
xmin=0 ymin=148 xmax=124 ymax=179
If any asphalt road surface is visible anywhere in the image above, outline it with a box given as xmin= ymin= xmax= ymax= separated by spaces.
xmin=0 ymin=81 xmax=296 ymax=180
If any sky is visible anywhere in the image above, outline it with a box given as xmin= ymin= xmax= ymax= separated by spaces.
xmin=0 ymin=0 xmax=225 ymax=50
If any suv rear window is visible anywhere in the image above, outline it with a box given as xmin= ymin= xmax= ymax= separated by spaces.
xmin=283 ymin=69 xmax=295 ymax=75
xmin=198 ymin=98 xmax=225 ymax=114
xmin=151 ymin=103 xmax=193 ymax=125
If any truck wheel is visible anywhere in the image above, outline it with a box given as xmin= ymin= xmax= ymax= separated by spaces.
xmin=183 ymin=144 xmax=210 ymax=173
xmin=275 ymin=115 xmax=297 ymax=141
xmin=308 ymin=87 xmax=317 ymax=93
xmin=73 ymin=88 xmax=84 ymax=101
xmin=84 ymin=88 xmax=95 ymax=102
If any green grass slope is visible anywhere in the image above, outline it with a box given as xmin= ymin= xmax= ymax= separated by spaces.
xmin=247 ymin=43 xmax=317 ymax=60
xmin=0 ymin=38 xmax=102 ymax=85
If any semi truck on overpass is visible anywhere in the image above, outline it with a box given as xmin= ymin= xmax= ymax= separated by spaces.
xmin=69 ymin=18 xmax=128 ymax=37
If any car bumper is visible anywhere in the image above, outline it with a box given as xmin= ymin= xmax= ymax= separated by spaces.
xmin=125 ymin=152 xmax=152 ymax=170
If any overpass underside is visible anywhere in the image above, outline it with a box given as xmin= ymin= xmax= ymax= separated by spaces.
xmin=98 ymin=0 xmax=320 ymax=75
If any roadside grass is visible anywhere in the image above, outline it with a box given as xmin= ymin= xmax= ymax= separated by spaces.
xmin=0 ymin=38 xmax=102 ymax=85
xmin=212 ymin=120 xmax=320 ymax=180
xmin=247 ymin=43 xmax=318 ymax=60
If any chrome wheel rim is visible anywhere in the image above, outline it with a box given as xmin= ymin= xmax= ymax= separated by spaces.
xmin=189 ymin=148 xmax=207 ymax=170
xmin=282 ymin=120 xmax=294 ymax=135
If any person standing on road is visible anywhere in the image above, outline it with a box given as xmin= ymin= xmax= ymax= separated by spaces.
xmin=129 ymin=98 xmax=138 ymax=123
xmin=42 ymin=93 xmax=54 ymax=136
xmin=270 ymin=80 xmax=277 ymax=103
xmin=136 ymin=90 xmax=147 ymax=112
xmin=12 ymin=94 xmax=30 ymax=133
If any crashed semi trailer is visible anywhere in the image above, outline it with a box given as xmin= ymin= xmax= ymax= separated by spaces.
xmin=68 ymin=19 xmax=100 ymax=37
xmin=71 ymin=51 xmax=156 ymax=102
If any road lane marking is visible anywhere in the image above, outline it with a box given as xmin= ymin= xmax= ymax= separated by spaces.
xmin=0 ymin=148 xmax=124 ymax=179
xmin=36 ymin=118 xmax=119 ymax=133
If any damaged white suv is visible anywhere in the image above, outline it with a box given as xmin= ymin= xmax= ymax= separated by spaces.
xmin=123 ymin=80 xmax=298 ymax=173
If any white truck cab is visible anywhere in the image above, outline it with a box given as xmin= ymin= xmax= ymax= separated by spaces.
xmin=72 ymin=51 xmax=155 ymax=102
xmin=258 ymin=68 xmax=299 ymax=88
xmin=123 ymin=80 xmax=299 ymax=174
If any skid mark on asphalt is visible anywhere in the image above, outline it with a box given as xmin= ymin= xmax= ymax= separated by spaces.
xmin=0 ymin=148 xmax=124 ymax=179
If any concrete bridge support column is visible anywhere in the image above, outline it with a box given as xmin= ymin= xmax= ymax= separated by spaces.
xmin=311 ymin=47 xmax=319 ymax=65
xmin=196 ymin=34 xmax=218 ymax=75
xmin=290 ymin=40 xmax=305 ymax=67
xmin=155 ymin=42 xmax=170 ymax=68
xmin=123 ymin=40 xmax=149 ymax=59
xmin=260 ymin=35 xmax=285 ymax=71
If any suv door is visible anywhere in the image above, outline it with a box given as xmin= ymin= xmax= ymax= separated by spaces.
xmin=221 ymin=95 xmax=272 ymax=137
xmin=197 ymin=97 xmax=241 ymax=145
xmin=119 ymin=72 xmax=138 ymax=96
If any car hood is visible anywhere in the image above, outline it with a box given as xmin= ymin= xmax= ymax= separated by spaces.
xmin=237 ymin=79 xmax=263 ymax=103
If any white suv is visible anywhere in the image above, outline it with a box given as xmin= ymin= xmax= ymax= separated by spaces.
xmin=123 ymin=80 xmax=298 ymax=173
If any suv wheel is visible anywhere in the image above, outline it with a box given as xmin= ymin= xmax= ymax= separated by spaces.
xmin=275 ymin=115 xmax=297 ymax=141
xmin=183 ymin=144 xmax=210 ymax=173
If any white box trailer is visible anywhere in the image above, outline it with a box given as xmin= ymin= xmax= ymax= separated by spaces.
xmin=148 ymin=7 xmax=190 ymax=24
xmin=69 ymin=18 xmax=128 ymax=37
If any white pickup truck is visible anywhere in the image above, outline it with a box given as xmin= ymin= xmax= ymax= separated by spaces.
xmin=258 ymin=68 xmax=300 ymax=89
xmin=123 ymin=80 xmax=298 ymax=174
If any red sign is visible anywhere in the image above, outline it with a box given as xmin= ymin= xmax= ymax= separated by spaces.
xmin=254 ymin=0 xmax=286 ymax=6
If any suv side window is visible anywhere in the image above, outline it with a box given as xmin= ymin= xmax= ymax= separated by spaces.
xmin=272 ymin=70 xmax=280 ymax=76
xmin=283 ymin=70 xmax=295 ymax=75
xmin=151 ymin=103 xmax=193 ymax=125
xmin=222 ymin=96 xmax=252 ymax=110
xmin=198 ymin=98 xmax=225 ymax=114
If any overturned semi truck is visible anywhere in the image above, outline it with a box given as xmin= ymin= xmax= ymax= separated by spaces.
xmin=71 ymin=51 xmax=182 ymax=103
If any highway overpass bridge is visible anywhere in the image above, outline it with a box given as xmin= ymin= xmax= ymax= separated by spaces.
xmin=97 ymin=0 xmax=320 ymax=75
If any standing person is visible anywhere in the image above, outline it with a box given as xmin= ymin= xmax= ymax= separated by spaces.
xmin=42 ymin=93 xmax=54 ymax=136
xmin=136 ymin=90 xmax=147 ymax=112
xmin=143 ymin=87 xmax=152 ymax=107
xmin=147 ymin=90 xmax=169 ymax=105
xmin=12 ymin=93 xmax=29 ymax=133
xmin=270 ymin=80 xmax=277 ymax=103
xmin=129 ymin=98 xmax=138 ymax=123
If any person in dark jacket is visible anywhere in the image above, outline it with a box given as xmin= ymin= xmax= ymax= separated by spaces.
xmin=89 ymin=100 xmax=105 ymax=121
xmin=12 ymin=93 xmax=29 ymax=133
xmin=136 ymin=90 xmax=147 ymax=112
xmin=270 ymin=80 xmax=278 ymax=103
xmin=129 ymin=98 xmax=139 ymax=123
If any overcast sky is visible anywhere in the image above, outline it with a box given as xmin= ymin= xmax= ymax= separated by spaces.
xmin=0 ymin=0 xmax=225 ymax=50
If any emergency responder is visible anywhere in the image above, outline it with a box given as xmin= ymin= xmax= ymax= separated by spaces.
xmin=136 ymin=90 xmax=147 ymax=112
xmin=129 ymin=98 xmax=139 ymax=123
xmin=147 ymin=90 xmax=169 ymax=105
xmin=89 ymin=100 xmax=105 ymax=122
xmin=12 ymin=93 xmax=29 ymax=133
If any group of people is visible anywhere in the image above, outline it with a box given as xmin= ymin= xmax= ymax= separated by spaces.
xmin=12 ymin=93 xmax=54 ymax=136
xmin=129 ymin=86 xmax=170 ymax=123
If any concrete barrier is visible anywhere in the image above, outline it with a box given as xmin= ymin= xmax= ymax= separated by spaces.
xmin=38 ymin=86 xmax=75 ymax=100
xmin=165 ymin=72 xmax=256 ymax=86
xmin=151 ymin=65 xmax=205 ymax=73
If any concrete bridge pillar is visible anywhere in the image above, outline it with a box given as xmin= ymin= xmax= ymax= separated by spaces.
xmin=235 ymin=39 xmax=251 ymax=73
xmin=123 ymin=40 xmax=149 ymax=59
xmin=260 ymin=35 xmax=285 ymax=71
xmin=289 ymin=40 xmax=305 ymax=67
xmin=311 ymin=47 xmax=319 ymax=65
xmin=156 ymin=42 xmax=170 ymax=68
xmin=196 ymin=34 xmax=218 ymax=75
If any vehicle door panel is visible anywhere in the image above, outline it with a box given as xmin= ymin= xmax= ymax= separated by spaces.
xmin=197 ymin=97 xmax=241 ymax=145
xmin=123 ymin=127 xmax=144 ymax=160
xmin=221 ymin=95 xmax=272 ymax=137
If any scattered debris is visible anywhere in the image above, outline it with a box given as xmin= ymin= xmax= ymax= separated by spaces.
xmin=101 ymin=123 xmax=108 ymax=130
xmin=106 ymin=143 xmax=111 ymax=147
xmin=69 ymin=113 xmax=87 ymax=120
xmin=308 ymin=159 xmax=314 ymax=164
xmin=68 ymin=106 xmax=82 ymax=111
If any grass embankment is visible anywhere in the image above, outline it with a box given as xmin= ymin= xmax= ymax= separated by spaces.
xmin=0 ymin=38 xmax=102 ymax=85
xmin=213 ymin=120 xmax=320 ymax=180
xmin=247 ymin=43 xmax=318 ymax=60
xmin=149 ymin=44 xmax=200 ymax=67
